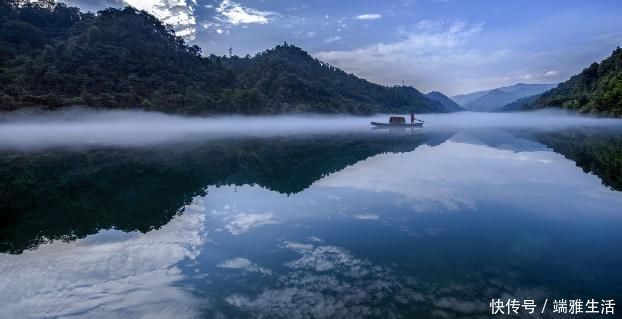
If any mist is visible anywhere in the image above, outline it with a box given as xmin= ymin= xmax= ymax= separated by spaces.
xmin=0 ymin=108 xmax=620 ymax=150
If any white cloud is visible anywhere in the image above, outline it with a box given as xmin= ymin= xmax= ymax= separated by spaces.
xmin=284 ymin=241 xmax=370 ymax=277
xmin=223 ymin=212 xmax=282 ymax=235
xmin=225 ymin=240 xmax=411 ymax=318
xmin=544 ymin=70 xmax=560 ymax=77
xmin=315 ymin=127 xmax=622 ymax=215
xmin=124 ymin=0 xmax=198 ymax=39
xmin=222 ymin=239 xmax=521 ymax=318
xmin=315 ymin=20 xmax=486 ymax=95
xmin=356 ymin=13 xmax=382 ymax=20
xmin=218 ymin=257 xmax=272 ymax=275
xmin=323 ymin=35 xmax=341 ymax=44
xmin=0 ymin=198 xmax=208 ymax=318
xmin=216 ymin=0 xmax=278 ymax=25
xmin=521 ymin=73 xmax=534 ymax=80
xmin=354 ymin=213 xmax=379 ymax=220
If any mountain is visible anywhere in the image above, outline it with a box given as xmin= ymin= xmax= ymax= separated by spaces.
xmin=452 ymin=83 xmax=557 ymax=112
xmin=0 ymin=0 xmax=448 ymax=115
xmin=424 ymin=91 xmax=464 ymax=112
xmin=525 ymin=47 xmax=622 ymax=116
xmin=496 ymin=94 xmax=542 ymax=112
xmin=218 ymin=45 xmax=446 ymax=114
xmin=451 ymin=90 xmax=489 ymax=106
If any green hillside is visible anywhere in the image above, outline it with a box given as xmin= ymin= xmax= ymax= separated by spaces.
xmin=528 ymin=47 xmax=622 ymax=116
xmin=0 ymin=0 xmax=448 ymax=115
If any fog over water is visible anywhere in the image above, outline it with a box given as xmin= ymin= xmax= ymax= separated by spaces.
xmin=1 ymin=108 xmax=621 ymax=149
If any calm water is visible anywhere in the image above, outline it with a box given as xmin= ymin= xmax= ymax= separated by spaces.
xmin=1 ymin=114 xmax=622 ymax=318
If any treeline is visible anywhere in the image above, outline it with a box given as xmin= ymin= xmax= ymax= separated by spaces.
xmin=528 ymin=47 xmax=622 ymax=116
xmin=0 ymin=0 xmax=448 ymax=114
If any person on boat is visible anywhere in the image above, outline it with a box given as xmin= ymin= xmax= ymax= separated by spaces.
xmin=410 ymin=113 xmax=415 ymax=124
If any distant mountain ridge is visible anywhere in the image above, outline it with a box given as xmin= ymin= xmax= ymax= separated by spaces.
xmin=497 ymin=94 xmax=543 ymax=112
xmin=525 ymin=47 xmax=622 ymax=116
xmin=452 ymin=83 xmax=557 ymax=112
xmin=0 ymin=0 xmax=452 ymax=115
xmin=424 ymin=91 xmax=464 ymax=112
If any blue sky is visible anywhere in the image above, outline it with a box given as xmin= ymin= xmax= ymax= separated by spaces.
xmin=61 ymin=0 xmax=622 ymax=95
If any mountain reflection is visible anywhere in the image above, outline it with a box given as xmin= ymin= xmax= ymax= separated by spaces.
xmin=2 ymin=126 xmax=621 ymax=254
xmin=1 ymin=126 xmax=622 ymax=318
xmin=0 ymin=131 xmax=452 ymax=254
xmin=530 ymin=127 xmax=622 ymax=191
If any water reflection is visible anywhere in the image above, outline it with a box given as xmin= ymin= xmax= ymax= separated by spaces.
xmin=530 ymin=127 xmax=622 ymax=191
xmin=1 ymin=126 xmax=622 ymax=318
xmin=0 ymin=200 xmax=207 ymax=318
xmin=0 ymin=132 xmax=449 ymax=253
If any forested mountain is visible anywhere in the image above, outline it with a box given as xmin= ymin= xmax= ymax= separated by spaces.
xmin=496 ymin=94 xmax=542 ymax=112
xmin=526 ymin=48 xmax=622 ymax=116
xmin=424 ymin=91 xmax=464 ymax=112
xmin=0 ymin=0 xmax=449 ymax=115
xmin=452 ymin=83 xmax=556 ymax=112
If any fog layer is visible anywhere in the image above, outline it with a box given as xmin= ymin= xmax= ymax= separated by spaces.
xmin=0 ymin=108 xmax=620 ymax=149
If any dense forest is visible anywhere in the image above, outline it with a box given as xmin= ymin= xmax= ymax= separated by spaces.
xmin=527 ymin=47 xmax=622 ymax=116
xmin=0 ymin=0 xmax=449 ymax=114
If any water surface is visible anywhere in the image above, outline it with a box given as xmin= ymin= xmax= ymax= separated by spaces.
xmin=1 ymin=112 xmax=622 ymax=318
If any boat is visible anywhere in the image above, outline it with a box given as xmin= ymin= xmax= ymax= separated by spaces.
xmin=371 ymin=122 xmax=423 ymax=128
xmin=371 ymin=116 xmax=423 ymax=128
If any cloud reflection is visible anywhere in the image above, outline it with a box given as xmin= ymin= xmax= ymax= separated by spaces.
xmin=0 ymin=199 xmax=208 ymax=318
xmin=316 ymin=135 xmax=622 ymax=217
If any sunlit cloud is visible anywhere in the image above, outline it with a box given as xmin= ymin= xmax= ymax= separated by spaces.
xmin=355 ymin=13 xmax=382 ymax=20
xmin=124 ymin=0 xmax=198 ymax=39
xmin=216 ymin=0 xmax=278 ymax=25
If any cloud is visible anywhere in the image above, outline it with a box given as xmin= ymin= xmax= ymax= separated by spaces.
xmin=315 ymin=124 xmax=622 ymax=215
xmin=521 ymin=73 xmax=534 ymax=80
xmin=223 ymin=213 xmax=282 ymax=235
xmin=355 ymin=13 xmax=382 ymax=20
xmin=315 ymin=20 xmax=486 ymax=94
xmin=353 ymin=213 xmax=379 ymax=220
xmin=222 ymin=239 xmax=527 ymax=318
xmin=0 ymin=198 xmax=208 ymax=318
xmin=225 ymin=240 xmax=412 ymax=318
xmin=284 ymin=241 xmax=370 ymax=277
xmin=323 ymin=35 xmax=341 ymax=44
xmin=218 ymin=257 xmax=272 ymax=275
xmin=61 ymin=0 xmax=125 ymax=12
xmin=60 ymin=0 xmax=199 ymax=39
xmin=124 ymin=0 xmax=199 ymax=39
xmin=216 ymin=0 xmax=278 ymax=25
xmin=544 ymin=70 xmax=560 ymax=77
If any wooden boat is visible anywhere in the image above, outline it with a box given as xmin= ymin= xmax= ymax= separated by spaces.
xmin=371 ymin=116 xmax=423 ymax=128
xmin=371 ymin=122 xmax=423 ymax=128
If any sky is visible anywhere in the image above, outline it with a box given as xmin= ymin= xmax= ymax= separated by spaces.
xmin=60 ymin=0 xmax=622 ymax=95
